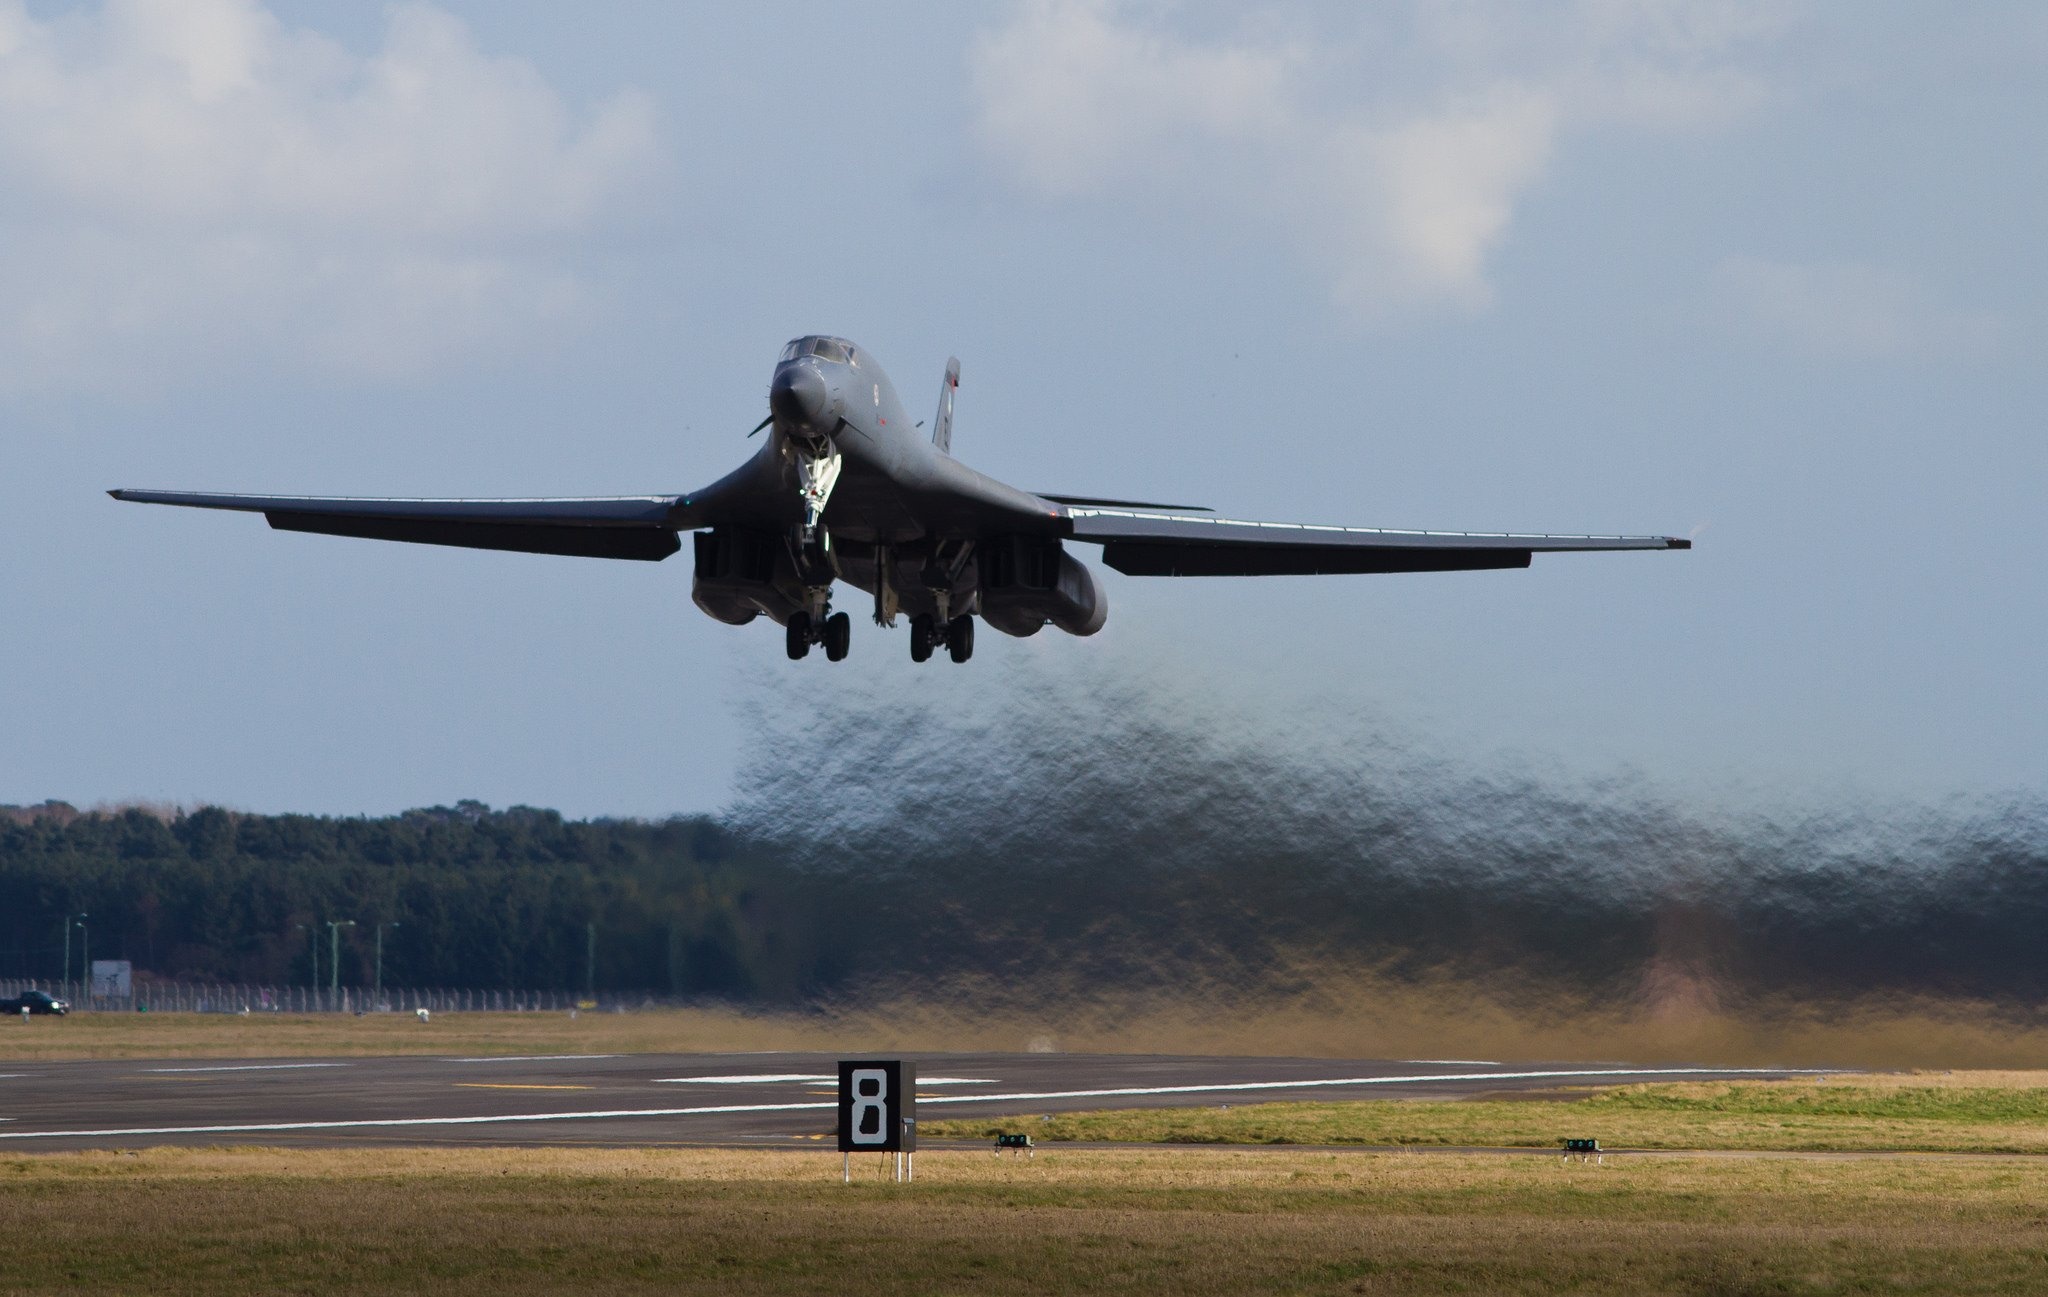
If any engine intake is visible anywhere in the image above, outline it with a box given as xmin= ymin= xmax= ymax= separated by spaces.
xmin=692 ymin=528 xmax=796 ymax=625
xmin=976 ymin=537 xmax=1107 ymax=638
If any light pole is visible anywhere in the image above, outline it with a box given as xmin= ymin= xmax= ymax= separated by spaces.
xmin=75 ymin=918 xmax=88 ymax=1009
xmin=586 ymin=922 xmax=596 ymax=999
xmin=63 ymin=913 xmax=86 ymax=1001
xmin=326 ymin=920 xmax=355 ymax=1007
xmin=374 ymin=922 xmax=400 ymax=1002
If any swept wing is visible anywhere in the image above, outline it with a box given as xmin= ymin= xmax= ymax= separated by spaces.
xmin=1062 ymin=507 xmax=1689 ymax=576
xmin=107 ymin=489 xmax=688 ymax=562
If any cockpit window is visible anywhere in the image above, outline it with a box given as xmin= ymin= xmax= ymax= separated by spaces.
xmin=780 ymin=336 xmax=855 ymax=364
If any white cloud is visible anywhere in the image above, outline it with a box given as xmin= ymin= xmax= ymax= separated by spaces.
xmin=971 ymin=3 xmax=1298 ymax=195
xmin=971 ymin=0 xmax=1780 ymax=317
xmin=0 ymin=0 xmax=660 ymax=394
xmin=1715 ymin=256 xmax=2008 ymax=362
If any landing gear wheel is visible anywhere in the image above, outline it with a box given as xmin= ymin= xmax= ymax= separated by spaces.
xmin=785 ymin=611 xmax=812 ymax=661
xmin=823 ymin=611 xmax=851 ymax=661
xmin=908 ymin=614 xmax=935 ymax=663
xmin=946 ymin=614 xmax=975 ymax=663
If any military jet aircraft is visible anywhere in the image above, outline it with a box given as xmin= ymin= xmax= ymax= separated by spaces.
xmin=112 ymin=336 xmax=1688 ymax=663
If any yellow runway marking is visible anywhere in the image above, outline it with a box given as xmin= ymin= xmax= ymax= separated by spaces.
xmin=454 ymin=1083 xmax=593 ymax=1091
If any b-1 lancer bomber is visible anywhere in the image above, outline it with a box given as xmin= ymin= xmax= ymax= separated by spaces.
xmin=112 ymin=336 xmax=1689 ymax=663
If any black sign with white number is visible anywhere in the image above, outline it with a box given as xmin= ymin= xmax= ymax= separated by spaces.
xmin=837 ymin=1059 xmax=915 ymax=1152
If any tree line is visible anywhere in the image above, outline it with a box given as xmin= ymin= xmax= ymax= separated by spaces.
xmin=7 ymin=785 xmax=2048 ymax=1012
xmin=0 ymin=801 xmax=856 ymax=999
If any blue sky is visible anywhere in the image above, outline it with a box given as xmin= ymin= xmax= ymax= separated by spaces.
xmin=1 ymin=0 xmax=2042 ymax=817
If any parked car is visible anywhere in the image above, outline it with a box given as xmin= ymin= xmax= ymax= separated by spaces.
xmin=2 ymin=990 xmax=69 ymax=1016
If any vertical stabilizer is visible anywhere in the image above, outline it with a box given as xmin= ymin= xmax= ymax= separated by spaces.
xmin=932 ymin=358 xmax=959 ymax=454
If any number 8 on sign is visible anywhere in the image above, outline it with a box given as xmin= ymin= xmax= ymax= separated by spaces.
xmin=849 ymin=1068 xmax=888 ymax=1145
xmin=837 ymin=1060 xmax=914 ymax=1154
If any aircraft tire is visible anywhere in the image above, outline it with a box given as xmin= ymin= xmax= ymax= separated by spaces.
xmin=785 ymin=612 xmax=811 ymax=660
xmin=824 ymin=612 xmax=851 ymax=661
xmin=909 ymin=614 xmax=935 ymax=663
xmin=947 ymin=614 xmax=975 ymax=663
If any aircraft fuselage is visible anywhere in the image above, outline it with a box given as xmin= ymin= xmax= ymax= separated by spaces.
xmin=683 ymin=337 xmax=1104 ymax=652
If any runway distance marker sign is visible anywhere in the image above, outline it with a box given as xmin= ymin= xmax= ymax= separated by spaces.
xmin=837 ymin=1060 xmax=915 ymax=1153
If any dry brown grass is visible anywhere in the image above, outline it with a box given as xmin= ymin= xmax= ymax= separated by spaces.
xmin=928 ymin=1070 xmax=2048 ymax=1155
xmin=1743 ymin=1071 xmax=2048 ymax=1092
xmin=13 ymin=981 xmax=2048 ymax=1069
xmin=3 ymin=1144 xmax=2046 ymax=1295
xmin=0 ymin=1007 xmax=861 ymax=1060
xmin=1562 ymin=1071 xmax=2048 ymax=1154
xmin=850 ymin=977 xmax=2048 ymax=1071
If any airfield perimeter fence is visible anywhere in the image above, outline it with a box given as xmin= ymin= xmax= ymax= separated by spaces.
xmin=0 ymin=977 xmax=677 ymax=1015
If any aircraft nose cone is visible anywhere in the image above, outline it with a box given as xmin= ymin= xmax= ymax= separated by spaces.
xmin=769 ymin=365 xmax=831 ymax=433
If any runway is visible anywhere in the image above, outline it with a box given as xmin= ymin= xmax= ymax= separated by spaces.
xmin=0 ymin=1052 xmax=1821 ymax=1151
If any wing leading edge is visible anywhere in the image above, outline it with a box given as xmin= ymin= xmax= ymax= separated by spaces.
xmin=107 ymin=489 xmax=687 ymax=562
xmin=1062 ymin=507 xmax=1689 ymax=577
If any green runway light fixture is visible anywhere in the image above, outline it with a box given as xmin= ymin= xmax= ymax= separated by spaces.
xmin=1563 ymin=1138 xmax=1604 ymax=1165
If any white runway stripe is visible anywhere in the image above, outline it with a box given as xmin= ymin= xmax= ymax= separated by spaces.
xmin=0 ymin=1066 xmax=1818 ymax=1142
xmin=443 ymin=1055 xmax=621 ymax=1063
xmin=914 ymin=1078 xmax=1000 ymax=1086
xmin=0 ymin=1101 xmax=836 ymax=1140
xmin=654 ymin=1075 xmax=1000 ymax=1085
xmin=655 ymin=1073 xmax=831 ymax=1084
xmin=144 ymin=1063 xmax=349 ymax=1073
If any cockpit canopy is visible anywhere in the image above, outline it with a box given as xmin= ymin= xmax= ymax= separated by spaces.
xmin=779 ymin=336 xmax=857 ymax=365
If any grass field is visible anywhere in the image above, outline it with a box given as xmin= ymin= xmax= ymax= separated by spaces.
xmin=0 ymin=1007 xmax=854 ymax=1060
xmin=9 ymin=1021 xmax=2048 ymax=1294
xmin=924 ymin=1072 xmax=2048 ymax=1156
xmin=4 ymin=1143 xmax=2047 ymax=1295
xmin=10 ymin=983 xmax=2048 ymax=1069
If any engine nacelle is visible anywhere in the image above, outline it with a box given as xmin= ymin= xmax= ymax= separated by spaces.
xmin=691 ymin=528 xmax=798 ymax=626
xmin=976 ymin=537 xmax=1108 ymax=638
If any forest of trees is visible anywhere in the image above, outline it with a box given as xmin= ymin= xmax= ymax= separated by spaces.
xmin=7 ymin=780 xmax=2048 ymax=1012
xmin=0 ymin=801 xmax=855 ymax=998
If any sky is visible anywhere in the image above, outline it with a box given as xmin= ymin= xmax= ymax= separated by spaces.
xmin=0 ymin=0 xmax=2042 ymax=819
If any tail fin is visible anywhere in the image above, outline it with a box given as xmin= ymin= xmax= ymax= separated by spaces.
xmin=932 ymin=357 xmax=959 ymax=454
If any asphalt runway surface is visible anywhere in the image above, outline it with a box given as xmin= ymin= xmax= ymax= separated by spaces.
xmin=0 ymin=1053 xmax=1827 ymax=1153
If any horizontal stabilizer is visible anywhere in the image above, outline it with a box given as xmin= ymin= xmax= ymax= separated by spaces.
xmin=1039 ymin=494 xmax=1213 ymax=512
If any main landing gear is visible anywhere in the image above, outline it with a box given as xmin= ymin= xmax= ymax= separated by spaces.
xmin=908 ymin=613 xmax=974 ymax=663
xmin=786 ymin=609 xmax=851 ymax=662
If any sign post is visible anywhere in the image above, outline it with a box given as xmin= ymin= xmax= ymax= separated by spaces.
xmin=837 ymin=1060 xmax=916 ymax=1183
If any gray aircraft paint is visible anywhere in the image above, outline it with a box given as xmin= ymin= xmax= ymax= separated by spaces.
xmin=111 ymin=337 xmax=1686 ymax=662
xmin=931 ymin=357 xmax=959 ymax=455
